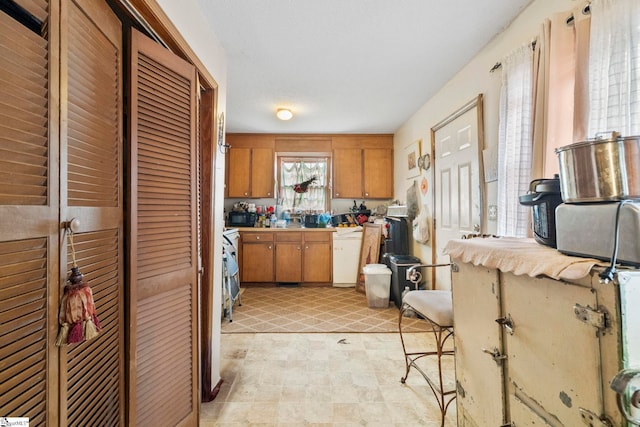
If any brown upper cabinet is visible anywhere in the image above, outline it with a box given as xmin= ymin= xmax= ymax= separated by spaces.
xmin=226 ymin=134 xmax=275 ymax=198
xmin=226 ymin=134 xmax=393 ymax=200
xmin=332 ymin=135 xmax=394 ymax=199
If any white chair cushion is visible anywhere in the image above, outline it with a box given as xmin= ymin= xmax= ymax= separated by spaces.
xmin=403 ymin=290 xmax=453 ymax=327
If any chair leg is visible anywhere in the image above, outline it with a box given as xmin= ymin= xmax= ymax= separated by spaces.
xmin=398 ymin=303 xmax=456 ymax=427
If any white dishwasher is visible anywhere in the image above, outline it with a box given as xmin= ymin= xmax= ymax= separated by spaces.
xmin=332 ymin=229 xmax=363 ymax=287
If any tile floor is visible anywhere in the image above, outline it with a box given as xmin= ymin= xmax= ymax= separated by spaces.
xmin=221 ymin=287 xmax=425 ymax=334
xmin=200 ymin=332 xmax=457 ymax=426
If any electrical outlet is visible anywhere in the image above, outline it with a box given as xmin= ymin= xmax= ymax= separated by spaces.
xmin=488 ymin=205 xmax=497 ymax=221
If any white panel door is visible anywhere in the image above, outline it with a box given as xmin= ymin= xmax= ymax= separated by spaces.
xmin=433 ymin=96 xmax=483 ymax=290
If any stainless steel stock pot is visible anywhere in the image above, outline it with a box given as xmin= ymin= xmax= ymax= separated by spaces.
xmin=555 ymin=133 xmax=640 ymax=203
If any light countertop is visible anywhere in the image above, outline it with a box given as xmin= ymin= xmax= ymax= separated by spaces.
xmin=234 ymin=226 xmax=337 ymax=232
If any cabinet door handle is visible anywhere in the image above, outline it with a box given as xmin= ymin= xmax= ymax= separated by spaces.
xmin=268 ymin=245 xmax=272 ymax=250
xmin=364 ymin=192 xmax=369 ymax=197
xmin=305 ymin=246 xmax=309 ymax=250
xmin=297 ymin=246 xmax=301 ymax=251
xmin=256 ymin=236 xmax=260 ymax=240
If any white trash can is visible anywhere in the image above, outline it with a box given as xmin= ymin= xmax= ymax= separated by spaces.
xmin=363 ymin=264 xmax=392 ymax=308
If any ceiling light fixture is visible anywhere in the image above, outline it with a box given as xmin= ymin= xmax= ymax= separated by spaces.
xmin=276 ymin=108 xmax=293 ymax=121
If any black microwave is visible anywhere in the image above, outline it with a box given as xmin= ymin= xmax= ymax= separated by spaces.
xmin=228 ymin=211 xmax=257 ymax=227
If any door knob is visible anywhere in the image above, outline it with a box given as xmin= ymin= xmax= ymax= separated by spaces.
xmin=63 ymin=218 xmax=81 ymax=233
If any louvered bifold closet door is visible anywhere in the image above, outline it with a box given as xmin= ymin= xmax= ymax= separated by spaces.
xmin=129 ymin=29 xmax=199 ymax=427
xmin=0 ymin=0 xmax=57 ymax=425
xmin=60 ymin=0 xmax=125 ymax=426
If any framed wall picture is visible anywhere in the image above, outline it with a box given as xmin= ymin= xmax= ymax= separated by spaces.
xmin=356 ymin=223 xmax=383 ymax=293
xmin=404 ymin=139 xmax=421 ymax=179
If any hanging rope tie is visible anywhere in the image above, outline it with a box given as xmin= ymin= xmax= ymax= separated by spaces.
xmin=55 ymin=227 xmax=101 ymax=346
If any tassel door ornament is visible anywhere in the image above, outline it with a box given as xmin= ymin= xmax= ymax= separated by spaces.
xmin=55 ymin=226 xmax=101 ymax=346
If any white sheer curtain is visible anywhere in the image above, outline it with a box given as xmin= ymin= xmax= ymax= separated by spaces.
xmin=279 ymin=157 xmax=328 ymax=212
xmin=588 ymin=0 xmax=640 ymax=136
xmin=497 ymin=44 xmax=534 ymax=237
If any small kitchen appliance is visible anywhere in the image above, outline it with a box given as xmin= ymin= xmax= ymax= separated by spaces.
xmin=303 ymin=214 xmax=319 ymax=228
xmin=555 ymin=201 xmax=640 ymax=266
xmin=227 ymin=211 xmax=257 ymax=227
xmin=554 ymin=133 xmax=640 ymax=267
xmin=518 ymin=175 xmax=563 ymax=248
xmin=386 ymin=205 xmax=408 ymax=217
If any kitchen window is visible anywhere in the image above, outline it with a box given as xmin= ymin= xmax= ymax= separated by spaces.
xmin=277 ymin=155 xmax=329 ymax=212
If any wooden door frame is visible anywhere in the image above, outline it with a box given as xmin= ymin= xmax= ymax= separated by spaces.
xmin=199 ymin=86 xmax=218 ymax=402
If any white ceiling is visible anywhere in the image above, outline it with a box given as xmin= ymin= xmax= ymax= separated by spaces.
xmin=199 ymin=0 xmax=533 ymax=134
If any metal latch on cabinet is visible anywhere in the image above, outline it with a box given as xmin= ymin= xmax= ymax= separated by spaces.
xmin=482 ymin=347 xmax=507 ymax=365
xmin=573 ymin=303 xmax=607 ymax=331
xmin=496 ymin=314 xmax=514 ymax=335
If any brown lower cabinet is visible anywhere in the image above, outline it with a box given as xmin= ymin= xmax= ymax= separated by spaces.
xmin=240 ymin=230 xmax=332 ymax=284
xmin=241 ymin=232 xmax=275 ymax=282
xmin=302 ymin=232 xmax=332 ymax=283
xmin=275 ymin=232 xmax=303 ymax=282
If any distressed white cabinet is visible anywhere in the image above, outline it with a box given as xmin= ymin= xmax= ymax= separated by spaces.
xmin=449 ymin=239 xmax=640 ymax=427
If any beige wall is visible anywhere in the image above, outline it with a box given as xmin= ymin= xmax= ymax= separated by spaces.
xmin=157 ymin=0 xmax=229 ymax=390
xmin=394 ymin=0 xmax=576 ymax=264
